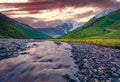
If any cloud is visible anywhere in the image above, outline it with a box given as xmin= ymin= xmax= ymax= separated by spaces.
xmin=0 ymin=0 xmax=120 ymax=28
xmin=73 ymin=10 xmax=96 ymax=18
xmin=0 ymin=0 xmax=120 ymax=13
xmin=13 ymin=7 xmax=96 ymax=28
xmin=15 ymin=17 xmax=65 ymax=28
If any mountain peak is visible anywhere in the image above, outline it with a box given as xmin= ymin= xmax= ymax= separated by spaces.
xmin=91 ymin=8 xmax=120 ymax=20
xmin=62 ymin=8 xmax=120 ymax=39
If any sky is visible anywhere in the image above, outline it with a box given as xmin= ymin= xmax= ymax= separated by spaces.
xmin=0 ymin=0 xmax=120 ymax=28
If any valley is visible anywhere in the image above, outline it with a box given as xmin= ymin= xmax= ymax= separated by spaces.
xmin=0 ymin=5 xmax=120 ymax=82
xmin=0 ymin=13 xmax=51 ymax=39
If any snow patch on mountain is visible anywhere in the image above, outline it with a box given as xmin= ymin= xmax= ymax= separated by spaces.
xmin=59 ymin=22 xmax=73 ymax=34
xmin=91 ymin=8 xmax=120 ymax=20
xmin=70 ymin=22 xmax=84 ymax=31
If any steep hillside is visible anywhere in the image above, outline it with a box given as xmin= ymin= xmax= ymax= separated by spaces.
xmin=0 ymin=13 xmax=28 ymax=38
xmin=0 ymin=13 xmax=51 ymax=39
xmin=62 ymin=9 xmax=120 ymax=39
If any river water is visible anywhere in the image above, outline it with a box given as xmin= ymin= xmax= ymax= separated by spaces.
xmin=0 ymin=41 xmax=79 ymax=82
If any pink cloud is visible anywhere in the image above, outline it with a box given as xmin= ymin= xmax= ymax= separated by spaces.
xmin=0 ymin=0 xmax=120 ymax=14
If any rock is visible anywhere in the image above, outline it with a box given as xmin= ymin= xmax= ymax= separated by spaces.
xmin=0 ymin=40 xmax=120 ymax=82
xmin=20 ymin=52 xmax=29 ymax=55
xmin=54 ymin=42 xmax=62 ymax=45
xmin=70 ymin=42 xmax=120 ymax=82
xmin=98 ymin=67 xmax=104 ymax=74
xmin=39 ymin=59 xmax=53 ymax=62
xmin=111 ymin=72 xmax=119 ymax=78
xmin=0 ymin=40 xmax=28 ymax=60
xmin=62 ymin=74 xmax=76 ymax=82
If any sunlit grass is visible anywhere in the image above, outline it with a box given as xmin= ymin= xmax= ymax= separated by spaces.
xmin=51 ymin=39 xmax=120 ymax=48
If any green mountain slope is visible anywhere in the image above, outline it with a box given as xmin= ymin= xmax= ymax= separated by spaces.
xmin=62 ymin=9 xmax=120 ymax=39
xmin=0 ymin=13 xmax=52 ymax=39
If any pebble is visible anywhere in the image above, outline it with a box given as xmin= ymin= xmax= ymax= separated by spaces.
xmin=0 ymin=39 xmax=34 ymax=60
xmin=0 ymin=40 xmax=120 ymax=82
xmin=70 ymin=42 xmax=120 ymax=82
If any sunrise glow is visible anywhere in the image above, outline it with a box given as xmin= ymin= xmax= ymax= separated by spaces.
xmin=0 ymin=0 xmax=28 ymax=3
xmin=0 ymin=0 xmax=119 ymax=28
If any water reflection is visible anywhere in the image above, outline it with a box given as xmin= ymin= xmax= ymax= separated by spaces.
xmin=0 ymin=41 xmax=78 ymax=82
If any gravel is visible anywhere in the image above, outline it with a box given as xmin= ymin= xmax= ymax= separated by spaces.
xmin=0 ymin=39 xmax=45 ymax=60
xmin=70 ymin=42 xmax=120 ymax=82
xmin=0 ymin=40 xmax=120 ymax=82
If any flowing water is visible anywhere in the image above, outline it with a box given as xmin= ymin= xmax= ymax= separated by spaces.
xmin=0 ymin=40 xmax=78 ymax=82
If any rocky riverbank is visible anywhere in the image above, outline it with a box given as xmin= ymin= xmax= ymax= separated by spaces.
xmin=0 ymin=39 xmax=35 ymax=60
xmin=0 ymin=40 xmax=79 ymax=82
xmin=70 ymin=42 xmax=120 ymax=82
xmin=0 ymin=40 xmax=120 ymax=82
xmin=0 ymin=40 xmax=25 ymax=60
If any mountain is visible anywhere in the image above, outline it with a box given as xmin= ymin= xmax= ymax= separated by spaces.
xmin=37 ymin=22 xmax=82 ymax=38
xmin=91 ymin=8 xmax=119 ymax=20
xmin=62 ymin=8 xmax=120 ymax=39
xmin=0 ymin=13 xmax=51 ymax=39
xmin=70 ymin=21 xmax=84 ymax=31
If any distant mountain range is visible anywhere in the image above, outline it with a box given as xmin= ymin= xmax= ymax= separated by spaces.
xmin=0 ymin=8 xmax=120 ymax=39
xmin=37 ymin=22 xmax=83 ymax=38
xmin=62 ymin=8 xmax=120 ymax=39
xmin=0 ymin=13 xmax=51 ymax=39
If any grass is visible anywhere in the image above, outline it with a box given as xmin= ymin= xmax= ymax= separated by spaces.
xmin=51 ymin=39 xmax=120 ymax=49
xmin=61 ymin=10 xmax=120 ymax=39
xmin=0 ymin=21 xmax=29 ymax=39
xmin=58 ymin=10 xmax=120 ymax=49
xmin=0 ymin=13 xmax=52 ymax=39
